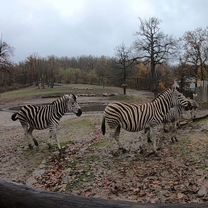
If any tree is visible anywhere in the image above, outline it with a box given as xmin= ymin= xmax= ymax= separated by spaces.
xmin=173 ymin=58 xmax=193 ymax=93
xmin=134 ymin=17 xmax=178 ymax=95
xmin=0 ymin=37 xmax=15 ymax=87
xmin=181 ymin=27 xmax=208 ymax=86
xmin=63 ymin=68 xmax=74 ymax=84
xmin=95 ymin=56 xmax=109 ymax=88
xmin=130 ymin=62 xmax=149 ymax=90
xmin=114 ymin=43 xmax=135 ymax=94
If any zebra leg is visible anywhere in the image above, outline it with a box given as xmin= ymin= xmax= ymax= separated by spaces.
xmin=47 ymin=129 xmax=53 ymax=149
xmin=49 ymin=127 xmax=61 ymax=151
xmin=163 ymin=123 xmax=169 ymax=132
xmin=149 ymin=127 xmax=158 ymax=153
xmin=108 ymin=125 xmax=126 ymax=153
xmin=23 ymin=126 xmax=33 ymax=149
xmin=171 ymin=121 xmax=178 ymax=143
xmin=145 ymin=128 xmax=152 ymax=152
xmin=114 ymin=125 xmax=126 ymax=152
xmin=28 ymin=127 xmax=39 ymax=146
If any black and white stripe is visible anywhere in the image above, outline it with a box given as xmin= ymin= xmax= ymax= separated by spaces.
xmin=162 ymin=105 xmax=184 ymax=132
xmin=188 ymin=99 xmax=199 ymax=120
xmin=163 ymin=99 xmax=199 ymax=132
xmin=11 ymin=94 xmax=82 ymax=151
xmin=101 ymin=88 xmax=189 ymax=153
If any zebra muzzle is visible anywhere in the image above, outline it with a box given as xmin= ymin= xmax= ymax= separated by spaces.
xmin=76 ymin=109 xmax=82 ymax=117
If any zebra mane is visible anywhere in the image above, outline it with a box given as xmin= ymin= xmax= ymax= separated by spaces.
xmin=71 ymin=93 xmax=77 ymax=101
xmin=51 ymin=95 xmax=69 ymax=105
xmin=50 ymin=94 xmax=77 ymax=106
xmin=152 ymin=88 xmax=172 ymax=101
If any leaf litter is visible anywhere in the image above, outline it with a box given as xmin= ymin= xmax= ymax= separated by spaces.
xmin=1 ymin=106 xmax=208 ymax=204
xmin=30 ymin=119 xmax=208 ymax=204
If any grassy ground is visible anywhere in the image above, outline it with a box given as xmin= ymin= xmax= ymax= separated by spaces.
xmin=0 ymin=84 xmax=122 ymax=100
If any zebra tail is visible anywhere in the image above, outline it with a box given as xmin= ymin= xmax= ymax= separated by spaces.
xmin=11 ymin=112 xmax=18 ymax=121
xmin=101 ymin=117 xmax=106 ymax=135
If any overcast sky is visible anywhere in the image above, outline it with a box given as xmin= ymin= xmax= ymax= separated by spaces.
xmin=1 ymin=0 xmax=208 ymax=63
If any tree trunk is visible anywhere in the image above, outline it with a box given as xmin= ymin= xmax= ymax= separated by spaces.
xmin=0 ymin=178 xmax=207 ymax=208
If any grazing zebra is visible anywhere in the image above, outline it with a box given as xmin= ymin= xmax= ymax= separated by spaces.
xmin=101 ymin=88 xmax=189 ymax=153
xmin=162 ymin=104 xmax=184 ymax=133
xmin=162 ymin=105 xmax=184 ymax=142
xmin=163 ymin=99 xmax=199 ymax=131
xmin=188 ymin=99 xmax=199 ymax=120
xmin=11 ymin=94 xmax=82 ymax=151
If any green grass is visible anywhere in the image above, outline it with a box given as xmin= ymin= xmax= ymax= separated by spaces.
xmin=90 ymin=139 xmax=108 ymax=148
xmin=0 ymin=84 xmax=124 ymax=100
xmin=0 ymin=84 xmax=147 ymax=106
xmin=84 ymin=155 xmax=100 ymax=163
xmin=66 ymin=174 xmax=94 ymax=190
xmin=189 ymin=117 xmax=208 ymax=125
xmin=65 ymin=157 xmax=80 ymax=168
xmin=108 ymin=94 xmax=144 ymax=103
xmin=0 ymin=85 xmax=67 ymax=99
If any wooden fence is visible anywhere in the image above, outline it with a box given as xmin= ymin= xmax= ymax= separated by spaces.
xmin=0 ymin=178 xmax=208 ymax=208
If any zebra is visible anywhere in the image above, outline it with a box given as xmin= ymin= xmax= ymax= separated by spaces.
xmin=162 ymin=102 xmax=186 ymax=133
xmin=163 ymin=99 xmax=199 ymax=133
xmin=101 ymin=87 xmax=189 ymax=154
xmin=188 ymin=99 xmax=199 ymax=120
xmin=11 ymin=94 xmax=82 ymax=152
xmin=162 ymin=105 xmax=184 ymax=142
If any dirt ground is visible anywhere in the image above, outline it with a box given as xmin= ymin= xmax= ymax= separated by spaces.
xmin=1 ymin=89 xmax=208 ymax=204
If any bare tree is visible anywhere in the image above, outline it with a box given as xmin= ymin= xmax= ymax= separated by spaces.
xmin=133 ymin=17 xmax=177 ymax=95
xmin=181 ymin=27 xmax=208 ymax=86
xmin=0 ymin=37 xmax=14 ymax=87
xmin=114 ymin=43 xmax=136 ymax=94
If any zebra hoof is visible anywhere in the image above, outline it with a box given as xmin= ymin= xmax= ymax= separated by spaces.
xmin=111 ymin=150 xmax=120 ymax=156
xmin=120 ymin=147 xmax=127 ymax=153
xmin=33 ymin=139 xmax=39 ymax=146
xmin=47 ymin=143 xmax=52 ymax=149
xmin=171 ymin=137 xmax=178 ymax=143
xmin=139 ymin=148 xmax=144 ymax=154
xmin=28 ymin=144 xmax=33 ymax=149
xmin=59 ymin=149 xmax=63 ymax=156
xmin=146 ymin=151 xmax=159 ymax=157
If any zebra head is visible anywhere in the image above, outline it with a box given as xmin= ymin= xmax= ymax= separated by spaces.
xmin=172 ymin=89 xmax=189 ymax=109
xmin=65 ymin=94 xmax=82 ymax=117
xmin=186 ymin=99 xmax=199 ymax=119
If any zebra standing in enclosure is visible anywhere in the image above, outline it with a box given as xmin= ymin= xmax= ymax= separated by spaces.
xmin=101 ymin=87 xmax=189 ymax=153
xmin=11 ymin=94 xmax=82 ymax=152
xmin=163 ymin=98 xmax=199 ymax=133
xmin=188 ymin=99 xmax=199 ymax=120
xmin=162 ymin=105 xmax=183 ymax=133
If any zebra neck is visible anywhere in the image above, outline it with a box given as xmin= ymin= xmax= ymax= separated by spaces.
xmin=152 ymin=96 xmax=172 ymax=117
xmin=53 ymin=101 xmax=67 ymax=118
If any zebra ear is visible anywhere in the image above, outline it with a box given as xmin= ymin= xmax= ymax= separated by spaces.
xmin=172 ymin=79 xmax=179 ymax=91
xmin=70 ymin=93 xmax=77 ymax=101
xmin=64 ymin=94 xmax=70 ymax=100
xmin=171 ymin=84 xmax=176 ymax=91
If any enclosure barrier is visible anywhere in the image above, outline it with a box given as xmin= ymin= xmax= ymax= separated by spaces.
xmin=0 ymin=178 xmax=208 ymax=208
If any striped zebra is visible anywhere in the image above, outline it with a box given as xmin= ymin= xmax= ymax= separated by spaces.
xmin=101 ymin=88 xmax=189 ymax=153
xmin=163 ymin=99 xmax=199 ymax=133
xmin=163 ymin=105 xmax=184 ymax=133
xmin=11 ymin=94 xmax=82 ymax=151
xmin=188 ymin=99 xmax=199 ymax=120
xmin=162 ymin=105 xmax=184 ymax=142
